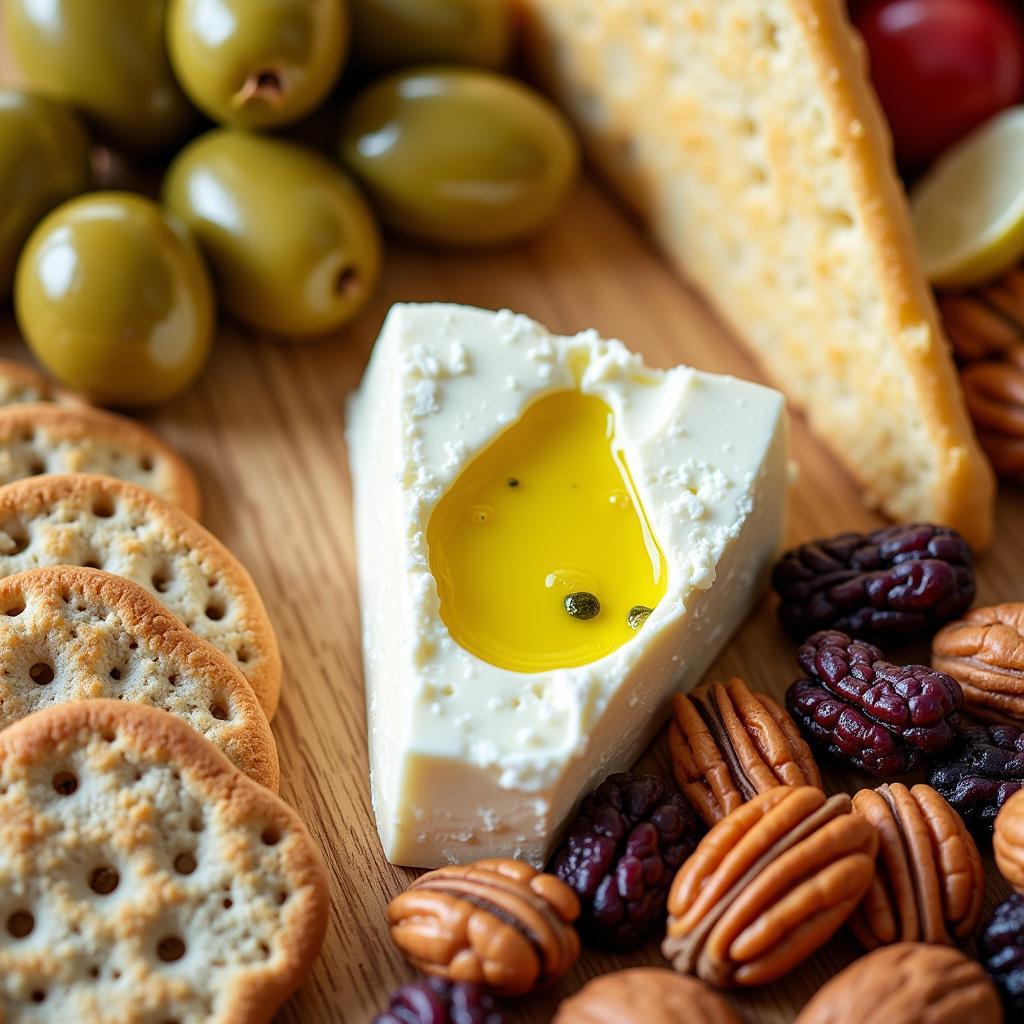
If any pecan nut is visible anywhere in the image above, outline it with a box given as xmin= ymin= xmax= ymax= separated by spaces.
xmin=850 ymin=783 xmax=984 ymax=949
xmin=961 ymin=348 xmax=1024 ymax=484
xmin=794 ymin=942 xmax=1004 ymax=1024
xmin=663 ymin=786 xmax=876 ymax=988
xmin=786 ymin=630 xmax=964 ymax=777
xmin=995 ymin=789 xmax=1024 ymax=895
xmin=933 ymin=603 xmax=1024 ymax=723
xmin=668 ymin=677 xmax=822 ymax=826
xmin=553 ymin=968 xmax=739 ymax=1024
xmin=387 ymin=858 xmax=580 ymax=996
xmin=939 ymin=268 xmax=1024 ymax=363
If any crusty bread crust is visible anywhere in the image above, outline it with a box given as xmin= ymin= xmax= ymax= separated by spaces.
xmin=0 ymin=473 xmax=282 ymax=719
xmin=0 ymin=402 xmax=201 ymax=517
xmin=519 ymin=0 xmax=995 ymax=549
xmin=0 ymin=566 xmax=279 ymax=789
xmin=0 ymin=699 xmax=328 ymax=1024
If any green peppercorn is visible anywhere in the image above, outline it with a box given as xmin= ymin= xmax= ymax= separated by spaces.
xmin=565 ymin=592 xmax=600 ymax=621
xmin=627 ymin=605 xmax=653 ymax=630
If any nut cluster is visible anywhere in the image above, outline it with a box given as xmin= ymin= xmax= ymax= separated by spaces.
xmin=933 ymin=602 xmax=1024 ymax=722
xmin=552 ymin=773 xmax=700 ymax=950
xmin=771 ymin=524 xmax=975 ymax=642
xmin=786 ymin=630 xmax=964 ymax=777
xmin=794 ymin=943 xmax=1003 ymax=1024
xmin=663 ymin=786 xmax=876 ymax=988
xmin=668 ymin=677 xmax=821 ymax=826
xmin=928 ymin=720 xmax=1024 ymax=832
xmin=387 ymin=859 xmax=580 ymax=996
xmin=850 ymin=783 xmax=984 ymax=949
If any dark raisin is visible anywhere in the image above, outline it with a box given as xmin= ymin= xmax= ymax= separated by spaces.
xmin=373 ymin=978 xmax=504 ymax=1024
xmin=771 ymin=523 xmax=975 ymax=642
xmin=785 ymin=630 xmax=964 ymax=777
xmin=981 ymin=895 xmax=1024 ymax=1015
xmin=551 ymin=772 xmax=701 ymax=950
xmin=928 ymin=722 xmax=1024 ymax=833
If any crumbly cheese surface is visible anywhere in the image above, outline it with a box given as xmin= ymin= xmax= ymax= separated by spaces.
xmin=347 ymin=303 xmax=788 ymax=867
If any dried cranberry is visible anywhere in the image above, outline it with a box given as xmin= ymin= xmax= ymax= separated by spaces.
xmin=786 ymin=630 xmax=964 ymax=777
xmin=980 ymin=894 xmax=1024 ymax=1015
xmin=551 ymin=772 xmax=700 ymax=950
xmin=928 ymin=721 xmax=1024 ymax=832
xmin=373 ymin=978 xmax=504 ymax=1024
xmin=772 ymin=523 xmax=975 ymax=642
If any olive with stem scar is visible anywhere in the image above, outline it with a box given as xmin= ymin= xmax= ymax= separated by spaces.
xmin=565 ymin=592 xmax=600 ymax=621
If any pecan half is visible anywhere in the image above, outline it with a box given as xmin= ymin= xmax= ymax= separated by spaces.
xmin=663 ymin=786 xmax=876 ymax=988
xmin=995 ymin=789 xmax=1024 ymax=895
xmin=794 ymin=943 xmax=1004 ymax=1024
xmin=388 ymin=859 xmax=580 ymax=996
xmin=962 ymin=348 xmax=1024 ymax=484
xmin=850 ymin=783 xmax=984 ymax=949
xmin=933 ymin=603 xmax=1024 ymax=723
xmin=553 ymin=969 xmax=739 ymax=1024
xmin=939 ymin=268 xmax=1024 ymax=363
xmin=668 ymin=677 xmax=822 ymax=826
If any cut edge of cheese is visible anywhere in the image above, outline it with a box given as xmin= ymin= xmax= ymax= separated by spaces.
xmin=346 ymin=303 xmax=787 ymax=868
xmin=517 ymin=0 xmax=995 ymax=551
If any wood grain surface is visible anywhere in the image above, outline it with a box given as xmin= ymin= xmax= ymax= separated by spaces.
xmin=0 ymin=170 xmax=1020 ymax=1022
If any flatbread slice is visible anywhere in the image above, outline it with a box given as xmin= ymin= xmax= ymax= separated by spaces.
xmin=520 ymin=0 xmax=995 ymax=549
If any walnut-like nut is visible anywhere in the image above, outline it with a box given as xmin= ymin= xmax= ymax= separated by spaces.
xmin=794 ymin=942 xmax=1004 ymax=1024
xmin=933 ymin=603 xmax=1024 ymax=722
xmin=939 ymin=269 xmax=1024 ymax=363
xmin=995 ymin=788 xmax=1024 ymax=894
xmin=387 ymin=858 xmax=580 ymax=996
xmin=663 ymin=786 xmax=876 ymax=988
xmin=961 ymin=349 xmax=1024 ymax=484
xmin=850 ymin=783 xmax=984 ymax=949
xmin=668 ymin=677 xmax=822 ymax=826
xmin=553 ymin=968 xmax=739 ymax=1024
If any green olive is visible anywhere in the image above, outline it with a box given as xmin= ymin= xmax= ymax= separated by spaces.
xmin=14 ymin=193 xmax=215 ymax=407
xmin=350 ymin=0 xmax=511 ymax=71
xmin=5 ymin=0 xmax=196 ymax=154
xmin=338 ymin=68 xmax=579 ymax=246
xmin=162 ymin=130 xmax=381 ymax=338
xmin=0 ymin=90 xmax=91 ymax=300
xmin=167 ymin=0 xmax=349 ymax=129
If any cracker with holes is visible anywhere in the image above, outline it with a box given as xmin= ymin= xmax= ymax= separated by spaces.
xmin=0 ymin=566 xmax=278 ymax=790
xmin=0 ymin=700 xmax=327 ymax=1023
xmin=0 ymin=404 xmax=200 ymax=517
xmin=0 ymin=474 xmax=281 ymax=719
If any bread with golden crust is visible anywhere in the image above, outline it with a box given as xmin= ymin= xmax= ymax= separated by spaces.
xmin=0 ymin=565 xmax=278 ymax=789
xmin=0 ymin=473 xmax=281 ymax=718
xmin=0 ymin=402 xmax=200 ymax=516
xmin=0 ymin=699 xmax=327 ymax=1024
xmin=520 ymin=0 xmax=995 ymax=549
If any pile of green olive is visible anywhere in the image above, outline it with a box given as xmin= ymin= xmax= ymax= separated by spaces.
xmin=1 ymin=0 xmax=579 ymax=406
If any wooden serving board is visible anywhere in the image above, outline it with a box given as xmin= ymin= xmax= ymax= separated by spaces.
xmin=1 ymin=177 xmax=1021 ymax=1023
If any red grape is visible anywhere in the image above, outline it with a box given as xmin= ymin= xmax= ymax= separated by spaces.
xmin=855 ymin=0 xmax=1024 ymax=168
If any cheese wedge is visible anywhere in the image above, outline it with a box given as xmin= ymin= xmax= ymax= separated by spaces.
xmin=347 ymin=303 xmax=787 ymax=867
xmin=518 ymin=0 xmax=995 ymax=550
